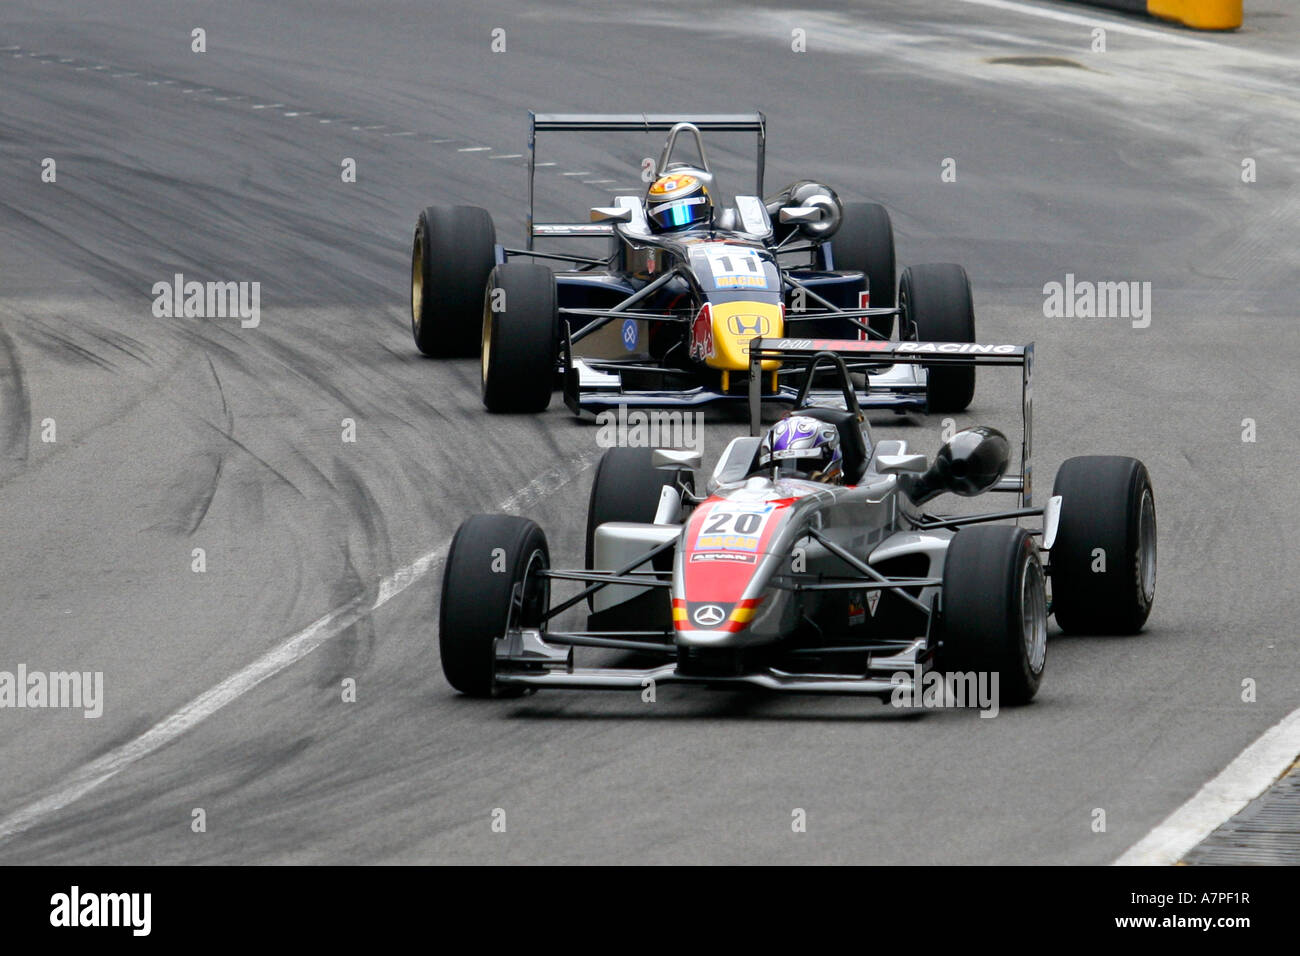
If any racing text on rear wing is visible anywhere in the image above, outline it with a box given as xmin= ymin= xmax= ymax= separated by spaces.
xmin=746 ymin=337 xmax=1035 ymax=506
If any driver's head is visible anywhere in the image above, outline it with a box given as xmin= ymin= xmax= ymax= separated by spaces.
xmin=645 ymin=173 xmax=712 ymax=232
xmin=758 ymin=414 xmax=844 ymax=483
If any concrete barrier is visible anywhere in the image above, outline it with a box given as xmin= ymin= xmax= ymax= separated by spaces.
xmin=1070 ymin=0 xmax=1242 ymax=30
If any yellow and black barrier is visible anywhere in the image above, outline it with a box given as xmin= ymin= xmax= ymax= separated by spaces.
xmin=1071 ymin=0 xmax=1242 ymax=30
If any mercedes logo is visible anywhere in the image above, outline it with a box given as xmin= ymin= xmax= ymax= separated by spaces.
xmin=692 ymin=604 xmax=726 ymax=627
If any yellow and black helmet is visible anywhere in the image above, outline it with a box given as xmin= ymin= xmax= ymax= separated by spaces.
xmin=645 ymin=173 xmax=712 ymax=232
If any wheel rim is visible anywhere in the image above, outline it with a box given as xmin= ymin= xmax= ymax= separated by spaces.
xmin=1021 ymin=554 xmax=1048 ymax=674
xmin=495 ymin=546 xmax=549 ymax=696
xmin=480 ymin=299 xmax=493 ymax=385
xmin=411 ymin=234 xmax=424 ymax=333
xmin=1138 ymin=488 xmax=1157 ymax=603
xmin=507 ymin=548 xmax=550 ymax=632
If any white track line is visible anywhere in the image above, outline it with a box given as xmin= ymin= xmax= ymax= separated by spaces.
xmin=1114 ymin=706 xmax=1300 ymax=865
xmin=0 ymin=456 xmax=595 ymax=845
xmin=947 ymin=0 xmax=1226 ymax=50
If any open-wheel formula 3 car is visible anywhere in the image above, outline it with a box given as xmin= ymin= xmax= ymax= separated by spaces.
xmin=438 ymin=339 xmax=1157 ymax=706
xmin=411 ymin=113 xmax=982 ymax=416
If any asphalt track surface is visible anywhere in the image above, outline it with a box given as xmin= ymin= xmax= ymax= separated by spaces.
xmin=0 ymin=0 xmax=1297 ymax=864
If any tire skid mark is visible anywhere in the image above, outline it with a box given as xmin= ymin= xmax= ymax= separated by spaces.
xmin=286 ymin=454 xmax=394 ymax=691
xmin=0 ymin=455 xmax=596 ymax=848
xmin=0 ymin=321 xmax=31 ymax=480
xmin=141 ymin=349 xmax=252 ymax=536
xmin=314 ymin=544 xmax=375 ymax=693
xmin=14 ymin=302 xmax=157 ymax=370
xmin=0 ymin=200 xmax=146 ymax=298
xmin=178 ymin=354 xmax=232 ymax=536
xmin=192 ymin=416 xmax=306 ymax=500
xmin=25 ymin=325 xmax=119 ymax=373
xmin=79 ymin=326 xmax=155 ymax=368
xmin=0 ymin=310 xmax=203 ymax=492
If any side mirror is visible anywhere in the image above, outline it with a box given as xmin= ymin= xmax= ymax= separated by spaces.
xmin=902 ymin=427 xmax=1011 ymax=504
xmin=651 ymin=448 xmax=702 ymax=471
xmin=778 ymin=205 xmax=824 ymax=224
xmin=590 ymin=206 xmax=633 ymax=224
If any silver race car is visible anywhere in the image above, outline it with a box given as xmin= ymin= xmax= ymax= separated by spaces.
xmin=438 ymin=339 xmax=1157 ymax=706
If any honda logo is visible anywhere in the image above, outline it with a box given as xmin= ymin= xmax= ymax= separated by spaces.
xmin=692 ymin=604 xmax=726 ymax=627
xmin=726 ymin=314 xmax=770 ymax=337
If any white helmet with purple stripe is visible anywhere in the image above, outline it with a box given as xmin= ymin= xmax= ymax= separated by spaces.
xmin=758 ymin=414 xmax=844 ymax=483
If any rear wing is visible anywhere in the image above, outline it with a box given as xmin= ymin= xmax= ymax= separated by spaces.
xmin=747 ymin=338 xmax=1036 ymax=506
xmin=527 ymin=111 xmax=767 ymax=249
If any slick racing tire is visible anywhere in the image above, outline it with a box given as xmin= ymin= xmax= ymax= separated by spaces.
xmin=411 ymin=205 xmax=495 ymax=357
xmin=585 ymin=447 xmax=693 ymax=570
xmin=1049 ymin=456 xmax=1156 ymax=635
xmin=939 ymin=525 xmax=1047 ymax=706
xmin=832 ymin=201 xmax=897 ymax=339
xmin=480 ymin=262 xmax=558 ymax=413
xmin=585 ymin=447 xmax=693 ymax=613
xmin=440 ymin=514 xmax=549 ymax=697
xmin=900 ymin=262 xmax=976 ymax=413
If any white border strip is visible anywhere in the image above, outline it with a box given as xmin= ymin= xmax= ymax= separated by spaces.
xmin=1114 ymin=706 xmax=1300 ymax=865
xmin=0 ymin=456 xmax=594 ymax=845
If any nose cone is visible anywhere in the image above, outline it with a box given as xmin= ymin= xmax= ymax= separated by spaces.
xmin=674 ymin=495 xmax=793 ymax=645
xmin=672 ymin=598 xmax=766 ymax=647
xmin=705 ymin=302 xmax=783 ymax=371
xmin=673 ymin=598 xmax=761 ymax=631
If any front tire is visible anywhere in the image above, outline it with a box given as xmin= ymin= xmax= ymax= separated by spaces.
xmin=439 ymin=514 xmax=549 ymax=697
xmin=1049 ymin=456 xmax=1156 ymax=635
xmin=939 ymin=525 xmax=1047 ymax=705
xmin=411 ymin=205 xmax=495 ymax=357
xmin=900 ymin=262 xmax=976 ymax=413
xmin=480 ymin=262 xmax=557 ymax=413
xmin=831 ymin=201 xmax=897 ymax=339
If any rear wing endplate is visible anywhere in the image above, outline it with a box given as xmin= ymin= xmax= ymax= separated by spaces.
xmin=747 ymin=338 xmax=1036 ymax=506
xmin=527 ymin=111 xmax=766 ymax=249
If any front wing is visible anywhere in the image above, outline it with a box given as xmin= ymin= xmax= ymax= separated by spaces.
xmin=562 ymin=353 xmax=929 ymax=414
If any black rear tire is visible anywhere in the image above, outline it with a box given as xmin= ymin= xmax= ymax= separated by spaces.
xmin=939 ymin=525 xmax=1047 ymax=705
xmin=584 ymin=447 xmax=692 ymax=626
xmin=585 ymin=447 xmax=692 ymax=571
xmin=439 ymin=514 xmax=549 ymax=697
xmin=1050 ymin=456 xmax=1156 ymax=635
xmin=900 ymin=262 xmax=976 ymax=413
xmin=831 ymin=201 xmax=897 ymax=339
xmin=480 ymin=262 xmax=557 ymax=413
xmin=411 ymin=205 xmax=495 ymax=357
